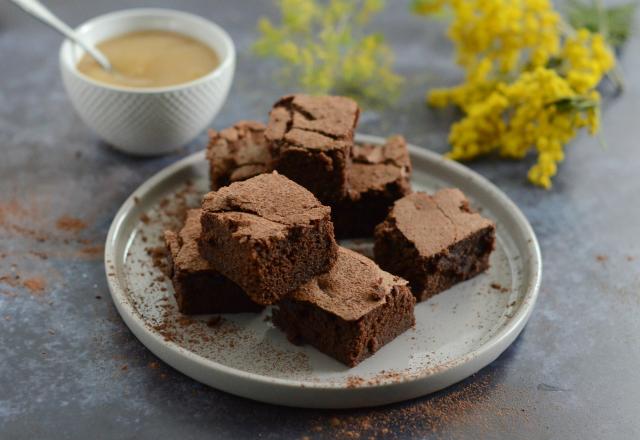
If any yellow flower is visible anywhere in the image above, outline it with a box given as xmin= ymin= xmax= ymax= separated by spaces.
xmin=254 ymin=0 xmax=402 ymax=107
xmin=420 ymin=0 xmax=615 ymax=188
xmin=427 ymin=88 xmax=451 ymax=107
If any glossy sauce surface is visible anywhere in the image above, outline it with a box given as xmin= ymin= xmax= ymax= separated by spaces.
xmin=77 ymin=30 xmax=219 ymax=88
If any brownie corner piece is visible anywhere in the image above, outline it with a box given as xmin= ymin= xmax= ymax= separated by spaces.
xmin=273 ymin=247 xmax=415 ymax=367
xmin=199 ymin=172 xmax=338 ymax=305
xmin=163 ymin=209 xmax=262 ymax=315
xmin=332 ymin=135 xmax=413 ymax=238
xmin=265 ymin=94 xmax=360 ymax=203
xmin=374 ymin=189 xmax=496 ymax=301
xmin=206 ymin=120 xmax=272 ymax=190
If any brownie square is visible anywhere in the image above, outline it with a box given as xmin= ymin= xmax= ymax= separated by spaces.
xmin=273 ymin=247 xmax=415 ymax=367
xmin=332 ymin=135 xmax=412 ymax=238
xmin=206 ymin=120 xmax=273 ymax=190
xmin=199 ymin=172 xmax=338 ymax=305
xmin=164 ymin=209 xmax=263 ymax=315
xmin=265 ymin=94 xmax=360 ymax=203
xmin=374 ymin=189 xmax=496 ymax=301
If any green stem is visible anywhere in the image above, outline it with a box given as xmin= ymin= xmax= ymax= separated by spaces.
xmin=595 ymin=0 xmax=609 ymax=42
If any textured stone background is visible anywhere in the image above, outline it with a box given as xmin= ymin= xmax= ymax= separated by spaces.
xmin=1 ymin=1 xmax=639 ymax=439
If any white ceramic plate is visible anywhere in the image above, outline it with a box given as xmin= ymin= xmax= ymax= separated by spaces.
xmin=105 ymin=134 xmax=541 ymax=408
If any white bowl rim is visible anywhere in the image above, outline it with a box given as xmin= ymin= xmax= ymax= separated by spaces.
xmin=59 ymin=8 xmax=236 ymax=94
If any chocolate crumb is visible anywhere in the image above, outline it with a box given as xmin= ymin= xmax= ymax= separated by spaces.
xmin=490 ymin=283 xmax=509 ymax=293
xmin=596 ymin=254 xmax=608 ymax=263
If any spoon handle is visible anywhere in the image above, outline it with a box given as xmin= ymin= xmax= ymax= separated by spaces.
xmin=10 ymin=0 xmax=112 ymax=71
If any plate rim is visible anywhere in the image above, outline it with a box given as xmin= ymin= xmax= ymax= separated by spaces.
xmin=104 ymin=134 xmax=542 ymax=407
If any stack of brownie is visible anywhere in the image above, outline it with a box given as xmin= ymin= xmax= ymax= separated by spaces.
xmin=164 ymin=94 xmax=496 ymax=367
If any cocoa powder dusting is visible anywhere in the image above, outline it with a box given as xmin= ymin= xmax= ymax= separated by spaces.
xmin=142 ymin=180 xmax=198 ymax=276
xmin=345 ymin=376 xmax=365 ymax=388
xmin=0 ymin=274 xmax=21 ymax=288
xmin=23 ymin=277 xmax=46 ymax=295
xmin=304 ymin=373 xmax=531 ymax=439
xmin=0 ymin=199 xmax=48 ymax=241
xmin=1 ymin=196 xmax=102 ymax=254
xmin=147 ymin=246 xmax=171 ymax=277
xmin=79 ymin=245 xmax=104 ymax=257
xmin=0 ymin=199 xmax=29 ymax=227
xmin=55 ymin=216 xmax=87 ymax=232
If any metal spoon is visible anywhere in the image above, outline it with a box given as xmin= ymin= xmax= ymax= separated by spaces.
xmin=10 ymin=0 xmax=112 ymax=72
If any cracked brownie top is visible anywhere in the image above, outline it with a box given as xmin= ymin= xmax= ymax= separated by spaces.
xmin=201 ymin=172 xmax=331 ymax=238
xmin=265 ymin=94 xmax=360 ymax=145
xmin=386 ymin=189 xmax=495 ymax=256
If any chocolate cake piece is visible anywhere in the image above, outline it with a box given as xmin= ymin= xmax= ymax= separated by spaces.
xmin=164 ymin=209 xmax=262 ymax=315
xmin=332 ymin=136 xmax=412 ymax=238
xmin=206 ymin=121 xmax=272 ymax=190
xmin=199 ymin=172 xmax=338 ymax=305
xmin=273 ymin=247 xmax=415 ymax=367
xmin=374 ymin=189 xmax=496 ymax=301
xmin=265 ymin=94 xmax=360 ymax=203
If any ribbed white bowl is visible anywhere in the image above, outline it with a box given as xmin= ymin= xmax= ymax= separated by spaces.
xmin=59 ymin=9 xmax=235 ymax=155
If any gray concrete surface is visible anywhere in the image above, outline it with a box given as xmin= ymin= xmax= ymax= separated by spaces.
xmin=1 ymin=1 xmax=639 ymax=439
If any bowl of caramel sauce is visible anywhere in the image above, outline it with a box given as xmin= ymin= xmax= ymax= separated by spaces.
xmin=59 ymin=9 xmax=235 ymax=155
